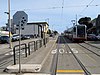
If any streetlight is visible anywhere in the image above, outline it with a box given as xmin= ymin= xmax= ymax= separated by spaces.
xmin=71 ymin=20 xmax=75 ymax=26
xmin=76 ymin=14 xmax=84 ymax=25
xmin=5 ymin=0 xmax=12 ymax=49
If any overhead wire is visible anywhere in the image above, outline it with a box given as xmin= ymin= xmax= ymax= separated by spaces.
xmin=79 ymin=0 xmax=95 ymax=15
xmin=0 ymin=4 xmax=99 ymax=12
xmin=61 ymin=0 xmax=64 ymax=18
xmin=60 ymin=0 xmax=65 ymax=32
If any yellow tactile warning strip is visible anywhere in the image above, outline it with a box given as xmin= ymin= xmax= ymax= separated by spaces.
xmin=57 ymin=70 xmax=84 ymax=73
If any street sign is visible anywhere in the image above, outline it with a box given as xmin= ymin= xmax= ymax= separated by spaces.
xmin=13 ymin=11 xmax=28 ymax=73
xmin=13 ymin=11 xmax=28 ymax=26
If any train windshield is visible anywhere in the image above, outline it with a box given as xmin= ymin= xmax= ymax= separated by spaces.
xmin=77 ymin=26 xmax=85 ymax=37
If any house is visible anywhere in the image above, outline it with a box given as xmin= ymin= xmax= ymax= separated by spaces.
xmin=16 ymin=22 xmax=49 ymax=38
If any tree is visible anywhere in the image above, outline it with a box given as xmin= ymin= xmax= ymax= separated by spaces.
xmin=53 ymin=30 xmax=58 ymax=35
xmin=78 ymin=17 xmax=93 ymax=29
xmin=47 ymin=29 xmax=52 ymax=34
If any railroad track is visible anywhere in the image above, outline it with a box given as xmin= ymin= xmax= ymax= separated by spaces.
xmin=62 ymin=36 xmax=91 ymax=75
xmin=78 ymin=42 xmax=100 ymax=57
xmin=84 ymin=42 xmax=100 ymax=49
xmin=51 ymin=36 xmax=60 ymax=75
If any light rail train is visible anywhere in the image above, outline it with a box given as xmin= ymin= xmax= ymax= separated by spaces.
xmin=66 ymin=25 xmax=87 ymax=42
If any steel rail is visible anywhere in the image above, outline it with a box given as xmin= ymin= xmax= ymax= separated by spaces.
xmin=84 ymin=42 xmax=100 ymax=49
xmin=51 ymin=36 xmax=60 ymax=75
xmin=62 ymin=36 xmax=91 ymax=75
xmin=78 ymin=43 xmax=100 ymax=57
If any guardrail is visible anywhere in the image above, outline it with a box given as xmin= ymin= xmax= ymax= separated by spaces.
xmin=42 ymin=37 xmax=49 ymax=46
xmin=28 ymin=41 xmax=35 ymax=55
xmin=13 ymin=37 xmax=49 ymax=65
xmin=13 ymin=43 xmax=27 ymax=65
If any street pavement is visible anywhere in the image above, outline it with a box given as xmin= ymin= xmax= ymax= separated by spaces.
xmin=2 ymin=36 xmax=58 ymax=73
xmin=0 ymin=36 xmax=100 ymax=75
xmin=0 ymin=38 xmax=41 ymax=73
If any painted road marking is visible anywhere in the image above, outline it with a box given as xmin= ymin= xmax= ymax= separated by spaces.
xmin=71 ymin=48 xmax=78 ymax=53
xmin=69 ymin=52 xmax=71 ymax=53
xmin=51 ymin=49 xmax=57 ymax=54
xmin=59 ymin=49 xmax=65 ymax=54
xmin=51 ymin=48 xmax=79 ymax=54
xmin=57 ymin=70 xmax=84 ymax=73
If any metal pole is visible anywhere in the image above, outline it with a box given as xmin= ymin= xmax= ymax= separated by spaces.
xmin=8 ymin=0 xmax=12 ymax=49
xmin=43 ymin=26 xmax=46 ymax=47
xmin=76 ymin=14 xmax=77 ymax=25
xmin=19 ymin=21 xmax=21 ymax=73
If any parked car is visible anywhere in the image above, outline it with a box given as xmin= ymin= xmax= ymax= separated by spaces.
xmin=0 ymin=36 xmax=9 ymax=43
xmin=87 ymin=34 xmax=98 ymax=41
xmin=19 ymin=34 xmax=27 ymax=40
xmin=24 ymin=35 xmax=31 ymax=39
xmin=96 ymin=34 xmax=100 ymax=40
xmin=12 ymin=34 xmax=20 ymax=41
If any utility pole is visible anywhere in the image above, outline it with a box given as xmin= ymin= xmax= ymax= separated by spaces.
xmin=8 ymin=0 xmax=12 ymax=49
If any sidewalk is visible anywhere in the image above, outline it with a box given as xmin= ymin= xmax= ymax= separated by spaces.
xmin=0 ymin=38 xmax=41 ymax=74
xmin=4 ymin=37 xmax=57 ymax=73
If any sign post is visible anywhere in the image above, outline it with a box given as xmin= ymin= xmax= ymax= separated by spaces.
xmin=18 ymin=17 xmax=27 ymax=73
xmin=14 ymin=11 xmax=28 ymax=74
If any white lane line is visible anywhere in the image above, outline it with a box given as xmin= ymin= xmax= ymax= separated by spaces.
xmin=41 ymin=41 xmax=56 ymax=66
xmin=71 ymin=48 xmax=78 ymax=53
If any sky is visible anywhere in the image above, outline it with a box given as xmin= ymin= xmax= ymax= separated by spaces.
xmin=0 ymin=0 xmax=100 ymax=33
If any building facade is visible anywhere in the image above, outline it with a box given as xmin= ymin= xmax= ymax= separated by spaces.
xmin=15 ymin=22 xmax=49 ymax=38
xmin=96 ymin=15 xmax=100 ymax=34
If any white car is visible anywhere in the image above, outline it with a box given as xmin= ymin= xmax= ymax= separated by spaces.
xmin=12 ymin=34 xmax=20 ymax=41
xmin=96 ymin=34 xmax=100 ymax=40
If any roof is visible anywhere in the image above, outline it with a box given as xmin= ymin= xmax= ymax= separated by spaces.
xmin=27 ymin=22 xmax=49 ymax=26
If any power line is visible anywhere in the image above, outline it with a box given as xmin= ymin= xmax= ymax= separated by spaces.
xmin=61 ymin=0 xmax=64 ymax=17
xmin=88 ymin=0 xmax=95 ymax=6
xmin=79 ymin=0 xmax=95 ymax=15
xmin=60 ymin=0 xmax=65 ymax=27
xmin=64 ymin=4 xmax=98 ymax=8
xmin=0 ymin=4 xmax=99 ymax=13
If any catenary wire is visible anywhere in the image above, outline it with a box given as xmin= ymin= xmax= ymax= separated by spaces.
xmin=79 ymin=0 xmax=95 ymax=15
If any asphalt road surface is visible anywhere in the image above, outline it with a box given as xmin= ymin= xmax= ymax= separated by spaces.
xmin=0 ymin=35 xmax=100 ymax=75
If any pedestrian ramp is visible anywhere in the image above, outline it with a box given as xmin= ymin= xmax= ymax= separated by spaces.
xmin=4 ymin=64 xmax=42 ymax=73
